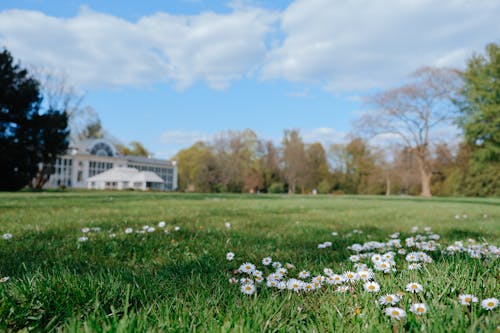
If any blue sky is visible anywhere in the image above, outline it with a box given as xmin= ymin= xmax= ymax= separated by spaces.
xmin=1 ymin=0 xmax=499 ymax=158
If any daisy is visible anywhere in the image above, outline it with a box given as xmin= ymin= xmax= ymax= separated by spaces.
xmin=224 ymin=222 xmax=231 ymax=229
xmin=357 ymin=269 xmax=374 ymax=281
xmin=125 ymin=228 xmax=133 ymax=234
xmin=272 ymin=262 xmax=282 ymax=269
xmin=147 ymin=227 xmax=155 ymax=233
xmin=363 ymin=281 xmax=380 ymax=293
xmin=379 ymin=294 xmax=400 ymax=306
xmin=226 ymin=252 xmax=235 ymax=261
xmin=458 ymin=294 xmax=478 ymax=306
xmin=406 ymin=282 xmax=423 ymax=293
xmin=78 ymin=236 xmax=88 ymax=242
xmin=343 ymin=271 xmax=359 ymax=283
xmin=286 ymin=263 xmax=296 ymax=270
xmin=287 ymin=279 xmax=303 ymax=292
xmin=481 ymin=298 xmax=499 ymax=311
xmin=262 ymin=257 xmax=272 ymax=266
xmin=158 ymin=221 xmax=166 ymax=228
xmin=241 ymin=283 xmax=256 ymax=295
xmin=266 ymin=279 xmax=278 ymax=288
xmin=253 ymin=270 xmax=263 ymax=277
xmin=410 ymin=303 xmax=427 ymax=315
xmin=349 ymin=255 xmax=360 ymax=262
xmin=408 ymin=263 xmax=422 ymax=271
xmin=336 ymin=285 xmax=349 ymax=293
xmin=277 ymin=267 xmax=288 ymax=276
xmin=385 ymin=307 xmax=406 ymax=320
xmin=304 ymin=283 xmax=316 ymax=292
xmin=255 ymin=275 xmax=264 ymax=284
xmin=0 ymin=276 xmax=9 ymax=283
xmin=239 ymin=262 xmax=256 ymax=274
xmin=228 ymin=277 xmax=238 ymax=284
xmin=2 ymin=233 xmax=13 ymax=240
xmin=332 ymin=232 xmax=338 ymax=236
xmin=323 ymin=268 xmax=334 ymax=276
xmin=331 ymin=274 xmax=346 ymax=285
xmin=298 ymin=270 xmax=310 ymax=279
xmin=312 ymin=275 xmax=325 ymax=285
xmin=174 ymin=226 xmax=180 ymax=231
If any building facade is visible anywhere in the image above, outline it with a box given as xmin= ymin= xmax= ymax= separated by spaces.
xmin=46 ymin=139 xmax=178 ymax=191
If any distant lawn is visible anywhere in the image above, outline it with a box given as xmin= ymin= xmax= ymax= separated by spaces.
xmin=0 ymin=192 xmax=498 ymax=332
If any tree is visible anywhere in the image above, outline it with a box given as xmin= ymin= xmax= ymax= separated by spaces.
xmin=174 ymin=142 xmax=219 ymax=192
xmin=358 ymin=67 xmax=461 ymax=197
xmin=305 ymin=142 xmax=330 ymax=190
xmin=457 ymin=43 xmax=500 ymax=163
xmin=116 ymin=141 xmax=151 ymax=157
xmin=282 ymin=129 xmax=306 ymax=194
xmin=0 ymin=49 xmax=69 ymax=191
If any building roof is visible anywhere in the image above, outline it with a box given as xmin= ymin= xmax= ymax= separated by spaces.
xmin=125 ymin=155 xmax=176 ymax=166
xmin=87 ymin=167 xmax=164 ymax=183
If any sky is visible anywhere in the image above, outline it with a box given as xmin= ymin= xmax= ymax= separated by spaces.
xmin=1 ymin=0 xmax=499 ymax=159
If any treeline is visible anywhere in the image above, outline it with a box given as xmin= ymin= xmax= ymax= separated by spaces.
xmin=175 ymin=43 xmax=500 ymax=197
xmin=174 ymin=130 xmax=498 ymax=196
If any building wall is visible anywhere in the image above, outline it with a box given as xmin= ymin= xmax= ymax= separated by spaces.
xmin=46 ymin=140 xmax=178 ymax=191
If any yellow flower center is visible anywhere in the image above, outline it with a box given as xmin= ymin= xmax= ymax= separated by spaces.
xmin=465 ymin=297 xmax=472 ymax=303
xmin=417 ymin=307 xmax=425 ymax=313
xmin=487 ymin=301 xmax=494 ymax=307
xmin=245 ymin=286 xmax=252 ymax=291
xmin=369 ymin=285 xmax=375 ymax=290
xmin=391 ymin=310 xmax=399 ymax=316
xmin=386 ymin=296 xmax=393 ymax=302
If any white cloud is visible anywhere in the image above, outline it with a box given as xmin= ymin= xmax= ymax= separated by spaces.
xmin=160 ymin=130 xmax=210 ymax=145
xmin=0 ymin=6 xmax=277 ymax=89
xmin=1 ymin=1 xmax=499 ymax=92
xmin=302 ymin=127 xmax=347 ymax=147
xmin=262 ymin=0 xmax=500 ymax=92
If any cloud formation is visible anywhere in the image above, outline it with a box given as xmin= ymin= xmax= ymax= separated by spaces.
xmin=1 ymin=1 xmax=499 ymax=91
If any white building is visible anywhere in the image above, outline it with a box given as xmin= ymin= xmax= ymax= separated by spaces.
xmin=86 ymin=167 xmax=165 ymax=191
xmin=46 ymin=139 xmax=178 ymax=191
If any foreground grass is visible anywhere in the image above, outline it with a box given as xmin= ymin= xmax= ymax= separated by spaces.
xmin=0 ymin=192 xmax=498 ymax=332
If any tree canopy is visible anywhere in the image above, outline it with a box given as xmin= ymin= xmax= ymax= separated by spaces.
xmin=0 ymin=48 xmax=69 ymax=191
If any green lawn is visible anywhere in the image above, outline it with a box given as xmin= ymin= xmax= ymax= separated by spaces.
xmin=0 ymin=192 xmax=498 ymax=332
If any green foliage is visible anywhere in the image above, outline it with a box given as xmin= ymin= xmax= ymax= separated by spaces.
xmin=0 ymin=192 xmax=498 ymax=331
xmin=268 ymin=182 xmax=285 ymax=193
xmin=316 ymin=179 xmax=331 ymax=194
xmin=116 ymin=141 xmax=150 ymax=157
xmin=457 ymin=43 xmax=500 ymax=163
xmin=0 ymin=48 xmax=69 ymax=191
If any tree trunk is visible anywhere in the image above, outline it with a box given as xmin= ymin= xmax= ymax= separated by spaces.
xmin=385 ymin=171 xmax=391 ymax=196
xmin=416 ymin=154 xmax=432 ymax=197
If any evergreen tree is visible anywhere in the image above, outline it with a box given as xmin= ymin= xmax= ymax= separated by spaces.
xmin=0 ymin=49 xmax=69 ymax=191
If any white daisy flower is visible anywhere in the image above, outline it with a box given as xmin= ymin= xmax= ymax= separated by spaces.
xmin=262 ymin=257 xmax=272 ymax=266
xmin=331 ymin=231 xmax=338 ymax=236
xmin=228 ymin=277 xmax=238 ymax=284
xmin=304 ymin=283 xmax=316 ymax=292
xmin=255 ymin=275 xmax=264 ymax=284
xmin=272 ymin=262 xmax=282 ymax=269
xmin=343 ymin=271 xmax=359 ymax=283
xmin=240 ymin=277 xmax=253 ymax=285
xmin=241 ymin=283 xmax=256 ymax=295
xmin=458 ymin=294 xmax=478 ymax=306
xmin=298 ymin=271 xmax=310 ymax=279
xmin=481 ymin=298 xmax=499 ymax=311
xmin=239 ymin=262 xmax=256 ymax=274
xmin=147 ymin=227 xmax=155 ymax=233
xmin=363 ymin=281 xmax=380 ymax=292
xmin=78 ymin=236 xmax=88 ymax=242
xmin=109 ymin=233 xmax=116 ymax=238
xmin=0 ymin=276 xmax=10 ymax=283
xmin=323 ymin=268 xmax=334 ymax=276
xmin=277 ymin=267 xmax=287 ymax=276
xmin=379 ymin=294 xmax=400 ymax=305
xmin=406 ymin=282 xmax=423 ymax=293
xmin=226 ymin=252 xmax=235 ymax=261
xmin=266 ymin=279 xmax=278 ymax=288
xmin=349 ymin=255 xmax=360 ymax=262
xmin=336 ymin=285 xmax=349 ymax=293
xmin=2 ymin=233 xmax=13 ymax=240
xmin=174 ymin=226 xmax=180 ymax=231
xmin=81 ymin=228 xmax=90 ymax=233
xmin=385 ymin=307 xmax=406 ymax=320
xmin=224 ymin=222 xmax=231 ymax=229
xmin=408 ymin=263 xmax=422 ymax=271
xmin=158 ymin=221 xmax=166 ymax=228
xmin=125 ymin=228 xmax=133 ymax=234
xmin=91 ymin=227 xmax=101 ymax=232
xmin=357 ymin=269 xmax=374 ymax=281
xmin=285 ymin=263 xmax=296 ymax=270
xmin=331 ymin=274 xmax=346 ymax=285
xmin=312 ymin=275 xmax=325 ymax=285
xmin=410 ymin=303 xmax=427 ymax=315
xmin=287 ymin=279 xmax=303 ymax=292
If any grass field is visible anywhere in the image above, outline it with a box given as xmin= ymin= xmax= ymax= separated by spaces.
xmin=0 ymin=192 xmax=499 ymax=332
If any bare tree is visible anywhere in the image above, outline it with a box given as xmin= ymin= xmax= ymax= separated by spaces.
xmin=357 ymin=67 xmax=461 ymax=197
